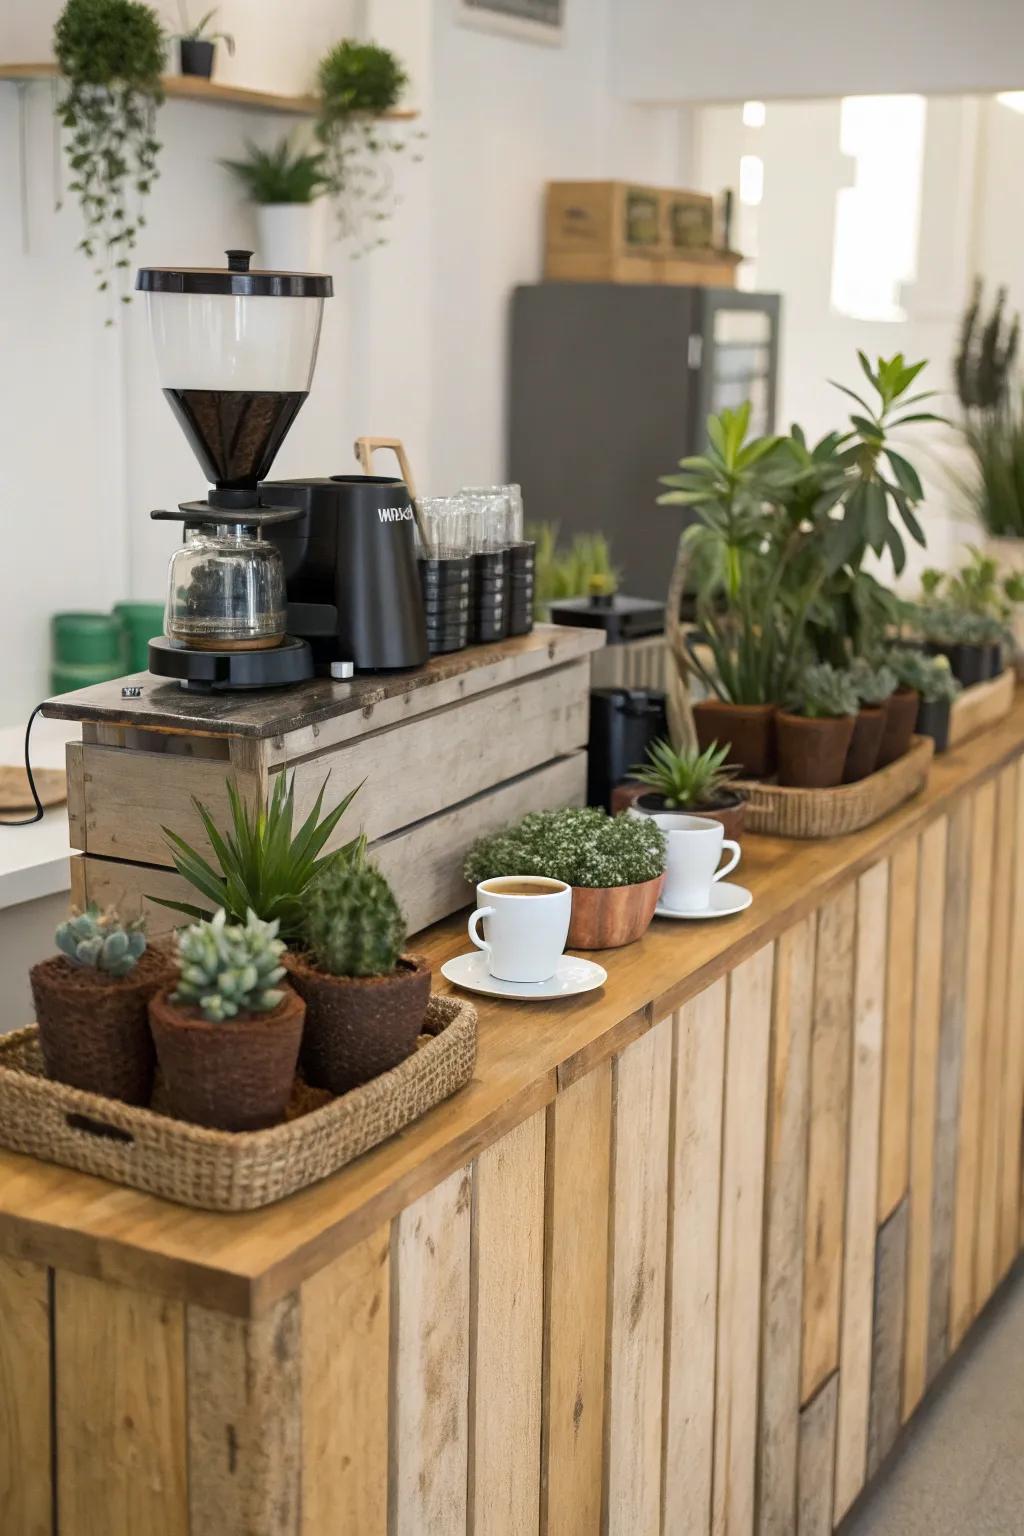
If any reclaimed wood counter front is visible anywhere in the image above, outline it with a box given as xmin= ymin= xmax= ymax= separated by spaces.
xmin=4 ymin=703 xmax=1024 ymax=1534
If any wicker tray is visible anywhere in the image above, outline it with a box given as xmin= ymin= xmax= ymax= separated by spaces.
xmin=734 ymin=735 xmax=935 ymax=840
xmin=0 ymin=995 xmax=477 ymax=1212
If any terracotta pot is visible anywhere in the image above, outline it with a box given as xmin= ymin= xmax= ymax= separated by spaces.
xmin=842 ymin=704 xmax=888 ymax=783
xmin=692 ymin=700 xmax=777 ymax=778
xmin=876 ymin=688 xmax=920 ymax=768
xmin=567 ymin=875 xmax=665 ymax=949
xmin=285 ymin=953 xmax=431 ymax=1095
xmin=148 ymin=984 xmax=305 ymax=1131
xmin=776 ymin=711 xmax=856 ymax=789
xmin=618 ymin=782 xmax=747 ymax=843
xmin=30 ymin=946 xmax=175 ymax=1105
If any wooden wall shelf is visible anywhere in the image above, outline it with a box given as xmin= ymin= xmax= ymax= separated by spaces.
xmin=0 ymin=62 xmax=417 ymax=119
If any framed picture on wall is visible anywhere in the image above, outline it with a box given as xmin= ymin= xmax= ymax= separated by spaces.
xmin=454 ymin=0 xmax=566 ymax=46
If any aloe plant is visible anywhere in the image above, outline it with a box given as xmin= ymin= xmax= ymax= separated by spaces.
xmin=629 ymin=738 xmax=737 ymax=809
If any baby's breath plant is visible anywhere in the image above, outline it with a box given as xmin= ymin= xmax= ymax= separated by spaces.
xmin=464 ymin=807 xmax=666 ymax=891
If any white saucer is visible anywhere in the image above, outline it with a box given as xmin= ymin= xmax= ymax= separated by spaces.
xmin=441 ymin=951 xmax=607 ymax=1001
xmin=655 ymin=882 xmax=753 ymax=921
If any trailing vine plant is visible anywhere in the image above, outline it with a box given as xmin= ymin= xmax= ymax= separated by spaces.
xmin=315 ymin=39 xmax=424 ymax=255
xmin=54 ymin=0 xmax=165 ymax=314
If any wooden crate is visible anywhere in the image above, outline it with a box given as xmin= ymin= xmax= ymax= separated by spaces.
xmin=659 ymin=249 xmax=742 ymax=288
xmin=662 ymin=188 xmax=714 ymax=252
xmin=948 ymin=667 xmax=1015 ymax=748
xmin=544 ymin=179 xmax=665 ymax=282
xmin=46 ymin=627 xmax=603 ymax=938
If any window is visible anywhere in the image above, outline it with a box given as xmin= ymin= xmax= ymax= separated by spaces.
xmin=830 ymin=95 xmax=926 ymax=323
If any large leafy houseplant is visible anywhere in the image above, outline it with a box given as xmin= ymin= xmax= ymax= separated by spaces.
xmin=54 ymin=0 xmax=164 ymax=309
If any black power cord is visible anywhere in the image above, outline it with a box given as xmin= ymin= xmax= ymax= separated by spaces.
xmin=3 ymin=703 xmax=47 ymax=826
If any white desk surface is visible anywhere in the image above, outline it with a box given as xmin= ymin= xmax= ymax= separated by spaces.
xmin=0 ymin=717 xmax=77 ymax=911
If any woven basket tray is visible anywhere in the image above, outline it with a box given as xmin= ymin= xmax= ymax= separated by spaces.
xmin=733 ymin=735 xmax=935 ymax=840
xmin=0 ymin=995 xmax=476 ymax=1212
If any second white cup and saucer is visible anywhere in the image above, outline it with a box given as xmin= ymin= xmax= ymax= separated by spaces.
xmin=651 ymin=813 xmax=754 ymax=921
xmin=441 ymin=875 xmax=607 ymax=1001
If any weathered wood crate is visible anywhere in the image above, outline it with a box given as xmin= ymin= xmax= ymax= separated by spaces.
xmin=43 ymin=626 xmax=603 ymax=938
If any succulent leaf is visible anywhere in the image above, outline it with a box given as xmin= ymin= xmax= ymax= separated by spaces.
xmin=53 ymin=904 xmax=147 ymax=976
xmin=171 ymin=909 xmax=287 ymax=1023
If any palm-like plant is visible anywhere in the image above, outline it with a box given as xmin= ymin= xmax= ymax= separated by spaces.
xmin=155 ymin=772 xmax=363 ymax=938
xmin=629 ymin=738 xmax=737 ymax=809
xmin=222 ymin=137 xmax=327 ymax=205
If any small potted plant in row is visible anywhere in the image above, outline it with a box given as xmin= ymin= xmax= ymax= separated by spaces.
xmin=889 ymin=649 xmax=961 ymax=752
xmin=620 ymin=738 xmax=746 ymax=840
xmin=465 ymin=807 xmax=666 ymax=949
xmin=844 ymin=658 xmax=898 ymax=783
xmin=174 ymin=4 xmax=235 ymax=78
xmin=30 ymin=906 xmax=173 ymax=1105
xmin=776 ymin=664 xmax=859 ymax=789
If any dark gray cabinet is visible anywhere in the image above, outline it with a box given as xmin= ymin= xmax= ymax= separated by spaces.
xmin=508 ymin=283 xmax=781 ymax=600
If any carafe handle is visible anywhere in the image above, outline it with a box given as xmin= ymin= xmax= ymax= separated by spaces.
xmin=353 ymin=436 xmax=418 ymax=499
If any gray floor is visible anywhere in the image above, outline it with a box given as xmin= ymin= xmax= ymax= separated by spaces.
xmin=841 ymin=1265 xmax=1024 ymax=1534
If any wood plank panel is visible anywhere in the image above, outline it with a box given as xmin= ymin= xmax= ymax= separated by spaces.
xmin=975 ymin=766 xmax=1017 ymax=1308
xmin=55 ymin=1271 xmax=188 ymax=1535
xmin=0 ymin=1257 xmax=52 ymax=1536
xmin=801 ymin=884 xmax=856 ymax=1404
xmin=713 ymin=943 xmax=774 ymax=1536
xmin=998 ymin=757 xmax=1024 ymax=1277
xmin=949 ymin=781 xmax=996 ymax=1349
xmin=187 ymin=1295 xmax=302 ymax=1536
xmin=834 ymin=861 xmax=889 ymax=1523
xmin=926 ymin=798 xmax=971 ymax=1384
xmin=541 ymin=1064 xmax=611 ymax=1536
xmin=867 ymin=1199 xmax=908 ymax=1479
xmin=796 ymin=1374 xmax=838 ymax=1536
xmin=878 ymin=839 xmax=919 ymax=1222
xmin=471 ymin=1111 xmax=546 ymax=1536
xmin=756 ymin=918 xmax=815 ymax=1536
xmin=902 ymin=814 xmax=948 ymax=1420
xmin=300 ymin=1226 xmax=390 ymax=1536
xmin=664 ymin=980 xmax=728 ymax=1536
xmin=605 ymin=1015 xmax=672 ymax=1536
xmin=392 ymin=1165 xmax=472 ymax=1536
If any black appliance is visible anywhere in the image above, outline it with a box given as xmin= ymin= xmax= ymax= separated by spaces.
xmin=587 ymin=687 xmax=667 ymax=811
xmin=548 ymin=592 xmax=665 ymax=642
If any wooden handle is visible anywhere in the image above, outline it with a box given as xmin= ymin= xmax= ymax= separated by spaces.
xmin=353 ymin=436 xmax=418 ymax=500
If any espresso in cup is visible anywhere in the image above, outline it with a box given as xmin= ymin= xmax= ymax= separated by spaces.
xmin=468 ymin=875 xmax=572 ymax=982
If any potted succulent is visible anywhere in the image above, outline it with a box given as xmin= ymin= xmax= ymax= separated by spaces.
xmin=149 ymin=909 xmax=303 ymax=1130
xmin=30 ymin=905 xmax=172 ymax=1104
xmin=285 ymin=860 xmax=430 ymax=1095
xmin=776 ymin=663 xmax=859 ymax=789
xmin=623 ymin=738 xmax=746 ymax=840
xmin=843 ymin=658 xmax=897 ymax=783
xmin=173 ymin=4 xmax=234 ymax=77
xmin=464 ymin=807 xmax=666 ymax=950
xmin=157 ymin=771 xmax=363 ymax=937
xmin=222 ymin=136 xmax=329 ymax=272
xmin=921 ymin=607 xmax=993 ymax=687
xmin=888 ymin=650 xmax=961 ymax=752
xmin=877 ymin=648 xmax=930 ymax=766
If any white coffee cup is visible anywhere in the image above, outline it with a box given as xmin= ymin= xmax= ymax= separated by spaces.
xmin=652 ymin=813 xmax=741 ymax=912
xmin=468 ymin=876 xmax=572 ymax=982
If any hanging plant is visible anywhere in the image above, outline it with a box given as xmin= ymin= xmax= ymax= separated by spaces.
xmin=315 ymin=39 xmax=423 ymax=255
xmin=54 ymin=0 xmax=165 ymax=312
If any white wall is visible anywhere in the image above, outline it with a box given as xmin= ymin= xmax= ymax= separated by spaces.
xmin=613 ymin=0 xmax=1024 ymax=104
xmin=1 ymin=0 xmax=689 ymax=725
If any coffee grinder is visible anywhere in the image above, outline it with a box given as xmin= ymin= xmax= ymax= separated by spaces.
xmin=139 ymin=250 xmax=427 ymax=688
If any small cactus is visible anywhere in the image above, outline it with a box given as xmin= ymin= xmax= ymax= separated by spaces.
xmin=55 ymin=905 xmax=147 ymax=978
xmin=302 ymin=861 xmax=406 ymax=978
xmin=172 ymin=909 xmax=286 ymax=1023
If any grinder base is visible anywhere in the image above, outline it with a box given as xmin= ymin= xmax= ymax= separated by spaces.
xmin=148 ymin=635 xmax=315 ymax=691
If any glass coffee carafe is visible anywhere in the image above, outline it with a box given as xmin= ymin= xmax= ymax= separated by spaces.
xmin=165 ymin=522 xmax=286 ymax=651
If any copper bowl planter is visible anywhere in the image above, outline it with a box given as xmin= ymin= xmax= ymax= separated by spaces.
xmin=148 ymin=984 xmax=306 ymax=1131
xmin=567 ymin=875 xmax=666 ymax=949
xmin=285 ymin=953 xmax=431 ymax=1096
xmin=692 ymin=700 xmax=777 ymax=779
xmin=775 ymin=711 xmax=856 ymax=789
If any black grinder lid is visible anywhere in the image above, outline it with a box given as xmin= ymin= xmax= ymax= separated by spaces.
xmin=136 ymin=249 xmax=333 ymax=298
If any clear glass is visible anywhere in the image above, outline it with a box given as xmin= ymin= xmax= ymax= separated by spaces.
xmin=146 ymin=291 xmax=325 ymax=393
xmin=416 ymin=496 xmax=470 ymax=558
xmin=462 ymin=483 xmax=524 ymax=542
xmin=461 ymin=491 xmax=513 ymax=552
xmin=165 ymin=526 xmax=286 ymax=651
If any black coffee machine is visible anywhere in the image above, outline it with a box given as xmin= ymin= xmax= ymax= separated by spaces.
xmin=138 ymin=252 xmax=426 ymax=689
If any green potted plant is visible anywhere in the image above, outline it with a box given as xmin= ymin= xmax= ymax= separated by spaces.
xmin=315 ymin=38 xmax=421 ymax=252
xmin=464 ymin=807 xmax=666 ymax=949
xmin=54 ymin=0 xmax=165 ymax=307
xmin=285 ymin=860 xmax=430 ymax=1095
xmin=173 ymin=4 xmax=234 ymax=77
xmin=222 ymin=136 xmax=329 ymax=271
xmin=875 ymin=647 xmax=931 ymax=766
xmin=624 ymin=738 xmax=746 ymax=840
xmin=156 ymin=771 xmax=363 ymax=937
xmin=888 ymin=649 xmax=961 ymax=752
xmin=919 ymin=550 xmax=1023 ymax=682
xmin=776 ymin=663 xmax=859 ymax=789
xmin=148 ymin=908 xmax=303 ymax=1130
xmin=30 ymin=905 xmax=172 ymax=1104
xmin=843 ymin=658 xmax=897 ymax=782
xmin=919 ymin=604 xmax=992 ymax=687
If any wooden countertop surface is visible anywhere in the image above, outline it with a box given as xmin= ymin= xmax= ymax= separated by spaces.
xmin=2 ymin=698 xmax=1023 ymax=1317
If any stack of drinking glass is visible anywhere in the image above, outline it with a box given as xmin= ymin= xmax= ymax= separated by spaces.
xmin=416 ymin=484 xmax=535 ymax=656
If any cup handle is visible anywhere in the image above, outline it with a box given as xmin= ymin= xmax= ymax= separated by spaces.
xmin=468 ymin=906 xmax=495 ymax=956
xmin=714 ymin=841 xmax=741 ymax=882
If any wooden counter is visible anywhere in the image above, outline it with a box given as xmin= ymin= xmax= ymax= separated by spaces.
xmin=4 ymin=700 xmax=1024 ymax=1534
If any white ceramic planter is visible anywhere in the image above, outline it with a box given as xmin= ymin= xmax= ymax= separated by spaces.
xmin=255 ymin=202 xmax=327 ymax=273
